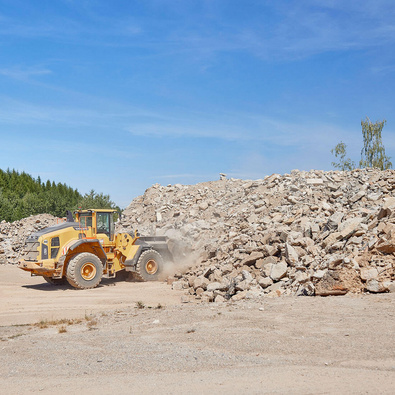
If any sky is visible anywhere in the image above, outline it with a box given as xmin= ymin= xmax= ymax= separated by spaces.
xmin=0 ymin=0 xmax=395 ymax=207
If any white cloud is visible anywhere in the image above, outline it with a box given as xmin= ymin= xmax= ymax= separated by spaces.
xmin=126 ymin=111 xmax=353 ymax=152
xmin=1 ymin=1 xmax=394 ymax=60
xmin=0 ymin=67 xmax=52 ymax=80
xmin=0 ymin=93 xmax=356 ymax=157
xmin=161 ymin=0 xmax=395 ymax=62
xmin=0 ymin=95 xmax=157 ymax=126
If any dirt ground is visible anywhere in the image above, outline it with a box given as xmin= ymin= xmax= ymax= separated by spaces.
xmin=0 ymin=264 xmax=394 ymax=394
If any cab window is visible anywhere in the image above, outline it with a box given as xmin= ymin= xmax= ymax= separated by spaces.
xmin=79 ymin=213 xmax=92 ymax=228
xmin=97 ymin=212 xmax=110 ymax=237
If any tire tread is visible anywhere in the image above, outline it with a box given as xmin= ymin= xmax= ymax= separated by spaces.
xmin=135 ymin=249 xmax=163 ymax=282
xmin=66 ymin=252 xmax=103 ymax=289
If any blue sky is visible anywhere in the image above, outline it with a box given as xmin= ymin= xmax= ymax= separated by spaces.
xmin=0 ymin=0 xmax=394 ymax=207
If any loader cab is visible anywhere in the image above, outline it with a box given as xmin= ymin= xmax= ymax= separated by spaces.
xmin=75 ymin=209 xmax=116 ymax=242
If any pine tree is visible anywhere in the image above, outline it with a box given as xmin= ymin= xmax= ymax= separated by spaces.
xmin=0 ymin=168 xmax=118 ymax=221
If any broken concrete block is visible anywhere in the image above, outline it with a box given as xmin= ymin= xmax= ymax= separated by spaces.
xmin=206 ymin=282 xmax=227 ymax=292
xmin=214 ymin=294 xmax=226 ymax=303
xmin=285 ymin=243 xmax=299 ymax=265
xmin=306 ymin=178 xmax=324 ymax=186
xmin=366 ymin=279 xmax=388 ymax=293
xmin=258 ymin=277 xmax=273 ymax=288
xmin=386 ymin=282 xmax=395 ymax=293
xmin=375 ymin=235 xmax=395 ymax=253
xmin=338 ymin=218 xmax=363 ymax=240
xmin=327 ymin=212 xmax=344 ymax=230
xmin=239 ymin=251 xmax=264 ymax=266
xmin=360 ymin=268 xmax=379 ymax=281
xmin=349 ymin=189 xmax=366 ymax=204
xmin=270 ymin=261 xmax=288 ymax=281
xmin=231 ymin=290 xmax=248 ymax=301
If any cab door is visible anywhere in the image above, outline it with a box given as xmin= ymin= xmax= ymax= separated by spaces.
xmin=96 ymin=212 xmax=115 ymax=243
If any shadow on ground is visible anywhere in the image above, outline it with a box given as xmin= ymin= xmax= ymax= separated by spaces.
xmin=21 ymin=272 xmax=140 ymax=291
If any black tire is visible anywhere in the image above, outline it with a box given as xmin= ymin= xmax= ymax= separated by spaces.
xmin=66 ymin=252 xmax=103 ymax=289
xmin=135 ymin=250 xmax=164 ymax=281
xmin=43 ymin=276 xmax=67 ymax=286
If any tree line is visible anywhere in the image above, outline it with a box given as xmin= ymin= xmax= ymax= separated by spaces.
xmin=0 ymin=169 xmax=119 ymax=222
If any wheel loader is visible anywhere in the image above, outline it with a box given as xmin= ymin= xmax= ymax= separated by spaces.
xmin=18 ymin=209 xmax=171 ymax=289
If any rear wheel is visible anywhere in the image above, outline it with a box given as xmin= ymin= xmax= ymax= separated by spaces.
xmin=66 ymin=252 xmax=103 ymax=289
xmin=43 ymin=276 xmax=67 ymax=286
xmin=135 ymin=250 xmax=164 ymax=281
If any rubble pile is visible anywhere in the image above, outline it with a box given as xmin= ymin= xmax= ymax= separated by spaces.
xmin=0 ymin=214 xmax=57 ymax=264
xmin=120 ymin=168 xmax=395 ymax=301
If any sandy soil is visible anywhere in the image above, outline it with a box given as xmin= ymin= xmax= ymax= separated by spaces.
xmin=0 ymin=264 xmax=394 ymax=394
xmin=0 ymin=264 xmax=185 ymax=326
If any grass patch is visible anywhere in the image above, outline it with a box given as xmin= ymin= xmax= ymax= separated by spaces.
xmin=135 ymin=301 xmax=145 ymax=309
xmin=58 ymin=326 xmax=67 ymax=334
xmin=35 ymin=320 xmax=49 ymax=329
xmin=86 ymin=319 xmax=98 ymax=329
xmin=85 ymin=316 xmax=92 ymax=322
xmin=83 ymin=313 xmax=98 ymax=329
xmin=8 ymin=333 xmax=24 ymax=339
xmin=9 ymin=323 xmax=30 ymax=328
xmin=33 ymin=318 xmax=83 ymax=329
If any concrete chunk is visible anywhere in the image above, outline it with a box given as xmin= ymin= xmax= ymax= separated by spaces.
xmin=270 ymin=261 xmax=288 ymax=281
xmin=285 ymin=243 xmax=299 ymax=265
xmin=306 ymin=178 xmax=324 ymax=186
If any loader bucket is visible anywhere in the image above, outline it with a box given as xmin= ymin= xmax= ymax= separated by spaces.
xmin=137 ymin=236 xmax=173 ymax=262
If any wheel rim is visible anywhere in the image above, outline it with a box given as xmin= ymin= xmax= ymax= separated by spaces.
xmin=145 ymin=259 xmax=158 ymax=275
xmin=81 ymin=262 xmax=97 ymax=280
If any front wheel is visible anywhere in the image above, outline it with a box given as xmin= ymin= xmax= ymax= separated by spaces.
xmin=135 ymin=250 xmax=164 ymax=281
xmin=66 ymin=252 xmax=103 ymax=289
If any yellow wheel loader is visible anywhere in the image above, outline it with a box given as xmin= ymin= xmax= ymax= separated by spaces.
xmin=18 ymin=209 xmax=171 ymax=289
